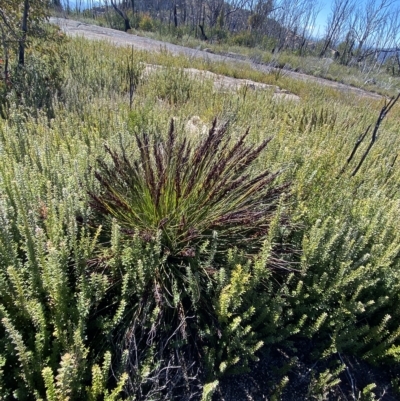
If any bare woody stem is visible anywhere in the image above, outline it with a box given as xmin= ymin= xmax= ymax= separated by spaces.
xmin=351 ymin=93 xmax=400 ymax=176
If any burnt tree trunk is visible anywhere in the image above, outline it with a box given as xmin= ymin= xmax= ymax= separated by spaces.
xmin=111 ymin=0 xmax=131 ymax=31
xmin=199 ymin=24 xmax=207 ymax=41
xmin=0 ymin=22 xmax=9 ymax=82
xmin=174 ymin=4 xmax=178 ymax=27
xmin=19 ymin=0 xmax=30 ymax=66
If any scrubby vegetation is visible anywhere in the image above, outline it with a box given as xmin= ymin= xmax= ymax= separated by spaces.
xmin=1 ymin=17 xmax=400 ymax=401
xmin=60 ymin=0 xmax=400 ymax=96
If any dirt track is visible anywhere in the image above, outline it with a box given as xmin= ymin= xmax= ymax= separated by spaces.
xmin=51 ymin=17 xmax=383 ymax=101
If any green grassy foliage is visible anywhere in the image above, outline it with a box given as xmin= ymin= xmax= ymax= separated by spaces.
xmin=0 ymin=31 xmax=400 ymax=399
xmin=89 ymin=120 xmax=286 ymax=257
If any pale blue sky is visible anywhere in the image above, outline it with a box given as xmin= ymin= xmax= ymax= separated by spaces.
xmin=313 ymin=0 xmax=400 ymax=37
xmin=314 ymin=2 xmax=331 ymax=36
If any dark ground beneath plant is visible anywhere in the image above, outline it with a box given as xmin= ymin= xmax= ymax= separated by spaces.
xmin=213 ymin=342 xmax=399 ymax=401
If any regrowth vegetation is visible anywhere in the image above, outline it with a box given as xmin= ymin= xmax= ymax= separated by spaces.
xmin=0 ymin=13 xmax=400 ymax=401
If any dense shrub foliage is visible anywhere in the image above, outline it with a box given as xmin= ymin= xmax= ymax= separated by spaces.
xmin=0 ymin=31 xmax=400 ymax=400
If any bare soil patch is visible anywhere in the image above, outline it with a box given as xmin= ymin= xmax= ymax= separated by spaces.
xmin=143 ymin=64 xmax=300 ymax=101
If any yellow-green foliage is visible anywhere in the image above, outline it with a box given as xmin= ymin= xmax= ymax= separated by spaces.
xmin=138 ymin=13 xmax=154 ymax=32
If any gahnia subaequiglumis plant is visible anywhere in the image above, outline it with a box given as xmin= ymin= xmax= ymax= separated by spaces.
xmin=88 ymin=118 xmax=291 ymax=399
xmin=90 ymin=118 xmax=289 ymax=258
